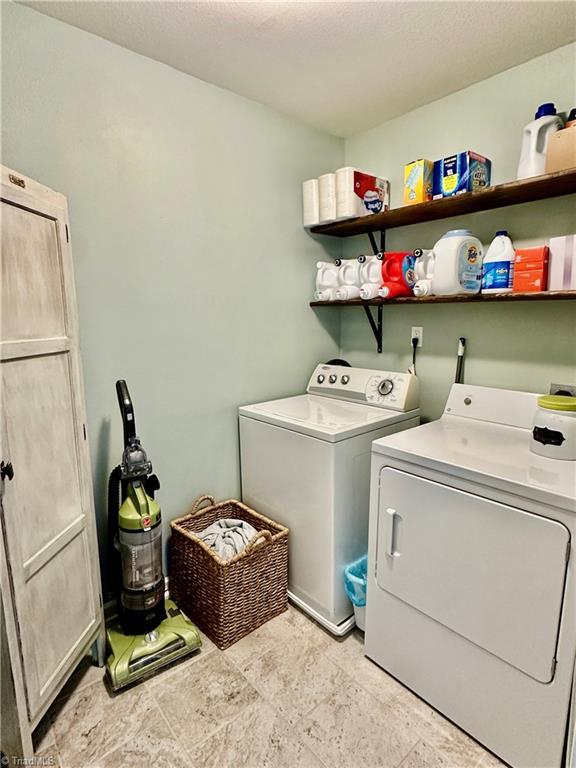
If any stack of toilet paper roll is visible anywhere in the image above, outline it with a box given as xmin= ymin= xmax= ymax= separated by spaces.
xmin=302 ymin=167 xmax=390 ymax=228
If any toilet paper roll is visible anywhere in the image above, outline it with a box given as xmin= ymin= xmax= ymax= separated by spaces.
xmin=302 ymin=178 xmax=320 ymax=228
xmin=336 ymin=167 xmax=390 ymax=220
xmin=318 ymin=173 xmax=337 ymax=223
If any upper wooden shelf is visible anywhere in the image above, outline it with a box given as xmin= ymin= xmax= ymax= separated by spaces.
xmin=310 ymin=168 xmax=576 ymax=237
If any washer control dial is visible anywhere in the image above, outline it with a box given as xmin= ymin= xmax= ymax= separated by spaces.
xmin=378 ymin=378 xmax=394 ymax=396
xmin=329 ymin=374 xmax=337 ymax=384
xmin=317 ymin=374 xmax=325 ymax=384
xmin=341 ymin=375 xmax=350 ymax=385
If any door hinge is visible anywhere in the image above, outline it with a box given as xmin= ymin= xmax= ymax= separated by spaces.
xmin=83 ymin=424 xmax=87 ymax=441
xmin=65 ymin=224 xmax=69 ymax=243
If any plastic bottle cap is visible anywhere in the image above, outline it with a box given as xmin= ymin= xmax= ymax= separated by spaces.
xmin=538 ymin=395 xmax=576 ymax=412
xmin=495 ymin=230 xmax=508 ymax=237
xmin=443 ymin=229 xmax=472 ymax=237
xmin=535 ymin=103 xmax=556 ymax=119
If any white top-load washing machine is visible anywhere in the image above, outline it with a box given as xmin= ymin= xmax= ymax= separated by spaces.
xmin=366 ymin=383 xmax=576 ymax=768
xmin=239 ymin=363 xmax=419 ymax=635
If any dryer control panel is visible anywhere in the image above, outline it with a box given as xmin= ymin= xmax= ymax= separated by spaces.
xmin=307 ymin=365 xmax=419 ymax=412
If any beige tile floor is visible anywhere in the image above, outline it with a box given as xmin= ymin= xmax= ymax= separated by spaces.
xmin=33 ymin=606 xmax=506 ymax=768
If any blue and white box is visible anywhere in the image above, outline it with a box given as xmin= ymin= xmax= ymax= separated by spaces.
xmin=432 ymin=151 xmax=492 ymax=199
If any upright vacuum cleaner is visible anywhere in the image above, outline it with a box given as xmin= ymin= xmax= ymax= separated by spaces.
xmin=105 ymin=380 xmax=201 ymax=691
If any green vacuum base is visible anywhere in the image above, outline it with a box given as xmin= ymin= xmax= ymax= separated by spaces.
xmin=106 ymin=598 xmax=202 ymax=691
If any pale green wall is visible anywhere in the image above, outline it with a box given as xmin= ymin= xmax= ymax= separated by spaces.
xmin=1 ymin=3 xmax=343 ymax=583
xmin=338 ymin=43 xmax=576 ymax=420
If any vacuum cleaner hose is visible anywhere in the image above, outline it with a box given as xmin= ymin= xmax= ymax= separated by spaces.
xmin=106 ymin=465 xmax=122 ymax=601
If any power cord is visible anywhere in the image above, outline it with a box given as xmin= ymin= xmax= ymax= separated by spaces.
xmin=411 ymin=336 xmax=418 ymax=375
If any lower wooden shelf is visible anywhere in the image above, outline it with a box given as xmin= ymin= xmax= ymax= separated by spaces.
xmin=310 ymin=290 xmax=576 ymax=307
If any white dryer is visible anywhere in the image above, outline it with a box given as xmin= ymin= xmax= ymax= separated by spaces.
xmin=239 ymin=363 xmax=419 ymax=635
xmin=366 ymin=383 xmax=576 ymax=768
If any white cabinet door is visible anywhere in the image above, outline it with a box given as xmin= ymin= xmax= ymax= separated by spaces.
xmin=1 ymin=167 xmax=103 ymax=721
xmin=376 ymin=467 xmax=569 ymax=683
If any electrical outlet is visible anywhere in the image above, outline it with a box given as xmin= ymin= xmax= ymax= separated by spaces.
xmin=411 ymin=326 xmax=423 ymax=347
xmin=550 ymin=383 xmax=576 ymax=397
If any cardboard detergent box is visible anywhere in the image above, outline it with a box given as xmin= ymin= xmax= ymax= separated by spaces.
xmin=403 ymin=159 xmax=434 ymax=205
xmin=432 ymin=151 xmax=492 ymax=199
xmin=513 ymin=246 xmax=549 ymax=293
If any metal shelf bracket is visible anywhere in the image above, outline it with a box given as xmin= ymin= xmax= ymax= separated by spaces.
xmin=363 ymin=228 xmax=385 ymax=352
xmin=363 ymin=304 xmax=383 ymax=353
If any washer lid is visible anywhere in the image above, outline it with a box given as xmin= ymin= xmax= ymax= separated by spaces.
xmin=239 ymin=394 xmax=417 ymax=442
xmin=372 ymin=417 xmax=576 ymax=510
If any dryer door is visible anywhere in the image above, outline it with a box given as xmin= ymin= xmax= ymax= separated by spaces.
xmin=376 ymin=468 xmax=570 ymax=683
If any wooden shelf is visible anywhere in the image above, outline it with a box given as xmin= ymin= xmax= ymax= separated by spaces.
xmin=310 ymin=169 xmax=576 ymax=238
xmin=310 ymin=290 xmax=576 ymax=307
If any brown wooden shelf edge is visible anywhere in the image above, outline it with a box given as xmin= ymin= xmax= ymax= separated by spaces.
xmin=310 ymin=168 xmax=576 ymax=237
xmin=310 ymin=290 xmax=576 ymax=307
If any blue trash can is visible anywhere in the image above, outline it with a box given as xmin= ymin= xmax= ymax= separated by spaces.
xmin=344 ymin=555 xmax=367 ymax=630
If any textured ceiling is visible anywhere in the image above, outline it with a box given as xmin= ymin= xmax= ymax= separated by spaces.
xmin=21 ymin=1 xmax=576 ymax=137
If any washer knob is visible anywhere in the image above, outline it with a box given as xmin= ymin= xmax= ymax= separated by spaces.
xmin=329 ymin=374 xmax=337 ymax=384
xmin=317 ymin=374 xmax=325 ymax=384
xmin=341 ymin=375 xmax=350 ymax=385
xmin=378 ymin=378 xmax=394 ymax=396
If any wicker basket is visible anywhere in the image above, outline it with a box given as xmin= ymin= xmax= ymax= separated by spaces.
xmin=169 ymin=494 xmax=289 ymax=649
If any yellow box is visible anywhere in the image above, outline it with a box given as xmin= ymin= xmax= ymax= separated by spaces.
xmin=403 ymin=159 xmax=434 ymax=206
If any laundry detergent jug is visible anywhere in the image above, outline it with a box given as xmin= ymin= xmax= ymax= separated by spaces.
xmin=517 ymin=103 xmax=564 ymax=179
xmin=314 ymin=261 xmax=340 ymax=301
xmin=482 ymin=231 xmax=515 ymax=294
xmin=412 ymin=248 xmax=435 ymax=297
xmin=378 ymin=252 xmax=416 ymax=299
xmin=359 ymin=253 xmax=384 ymax=300
xmin=335 ymin=258 xmax=363 ymax=300
xmin=431 ymin=230 xmax=483 ymax=296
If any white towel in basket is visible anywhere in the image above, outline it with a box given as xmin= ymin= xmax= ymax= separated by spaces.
xmin=199 ymin=518 xmax=259 ymax=561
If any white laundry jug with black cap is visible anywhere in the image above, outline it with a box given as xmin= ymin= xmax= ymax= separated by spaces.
xmin=314 ymin=261 xmax=339 ymax=301
xmin=359 ymin=253 xmax=383 ymax=300
xmin=413 ymin=248 xmax=435 ymax=297
xmin=531 ymin=395 xmax=576 ymax=461
xmin=335 ymin=258 xmax=363 ymax=300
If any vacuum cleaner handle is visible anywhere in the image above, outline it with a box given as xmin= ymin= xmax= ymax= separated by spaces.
xmin=116 ymin=379 xmax=136 ymax=445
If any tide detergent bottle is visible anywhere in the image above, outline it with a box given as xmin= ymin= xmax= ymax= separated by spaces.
xmin=378 ymin=252 xmax=416 ymax=299
xmin=431 ymin=230 xmax=483 ymax=296
xmin=359 ymin=253 xmax=384 ymax=300
xmin=482 ymin=231 xmax=515 ymax=294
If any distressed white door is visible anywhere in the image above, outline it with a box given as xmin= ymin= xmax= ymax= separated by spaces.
xmin=1 ymin=166 xmax=103 ymax=723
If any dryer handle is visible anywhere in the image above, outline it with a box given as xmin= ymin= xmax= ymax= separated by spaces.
xmin=386 ymin=507 xmax=398 ymax=557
